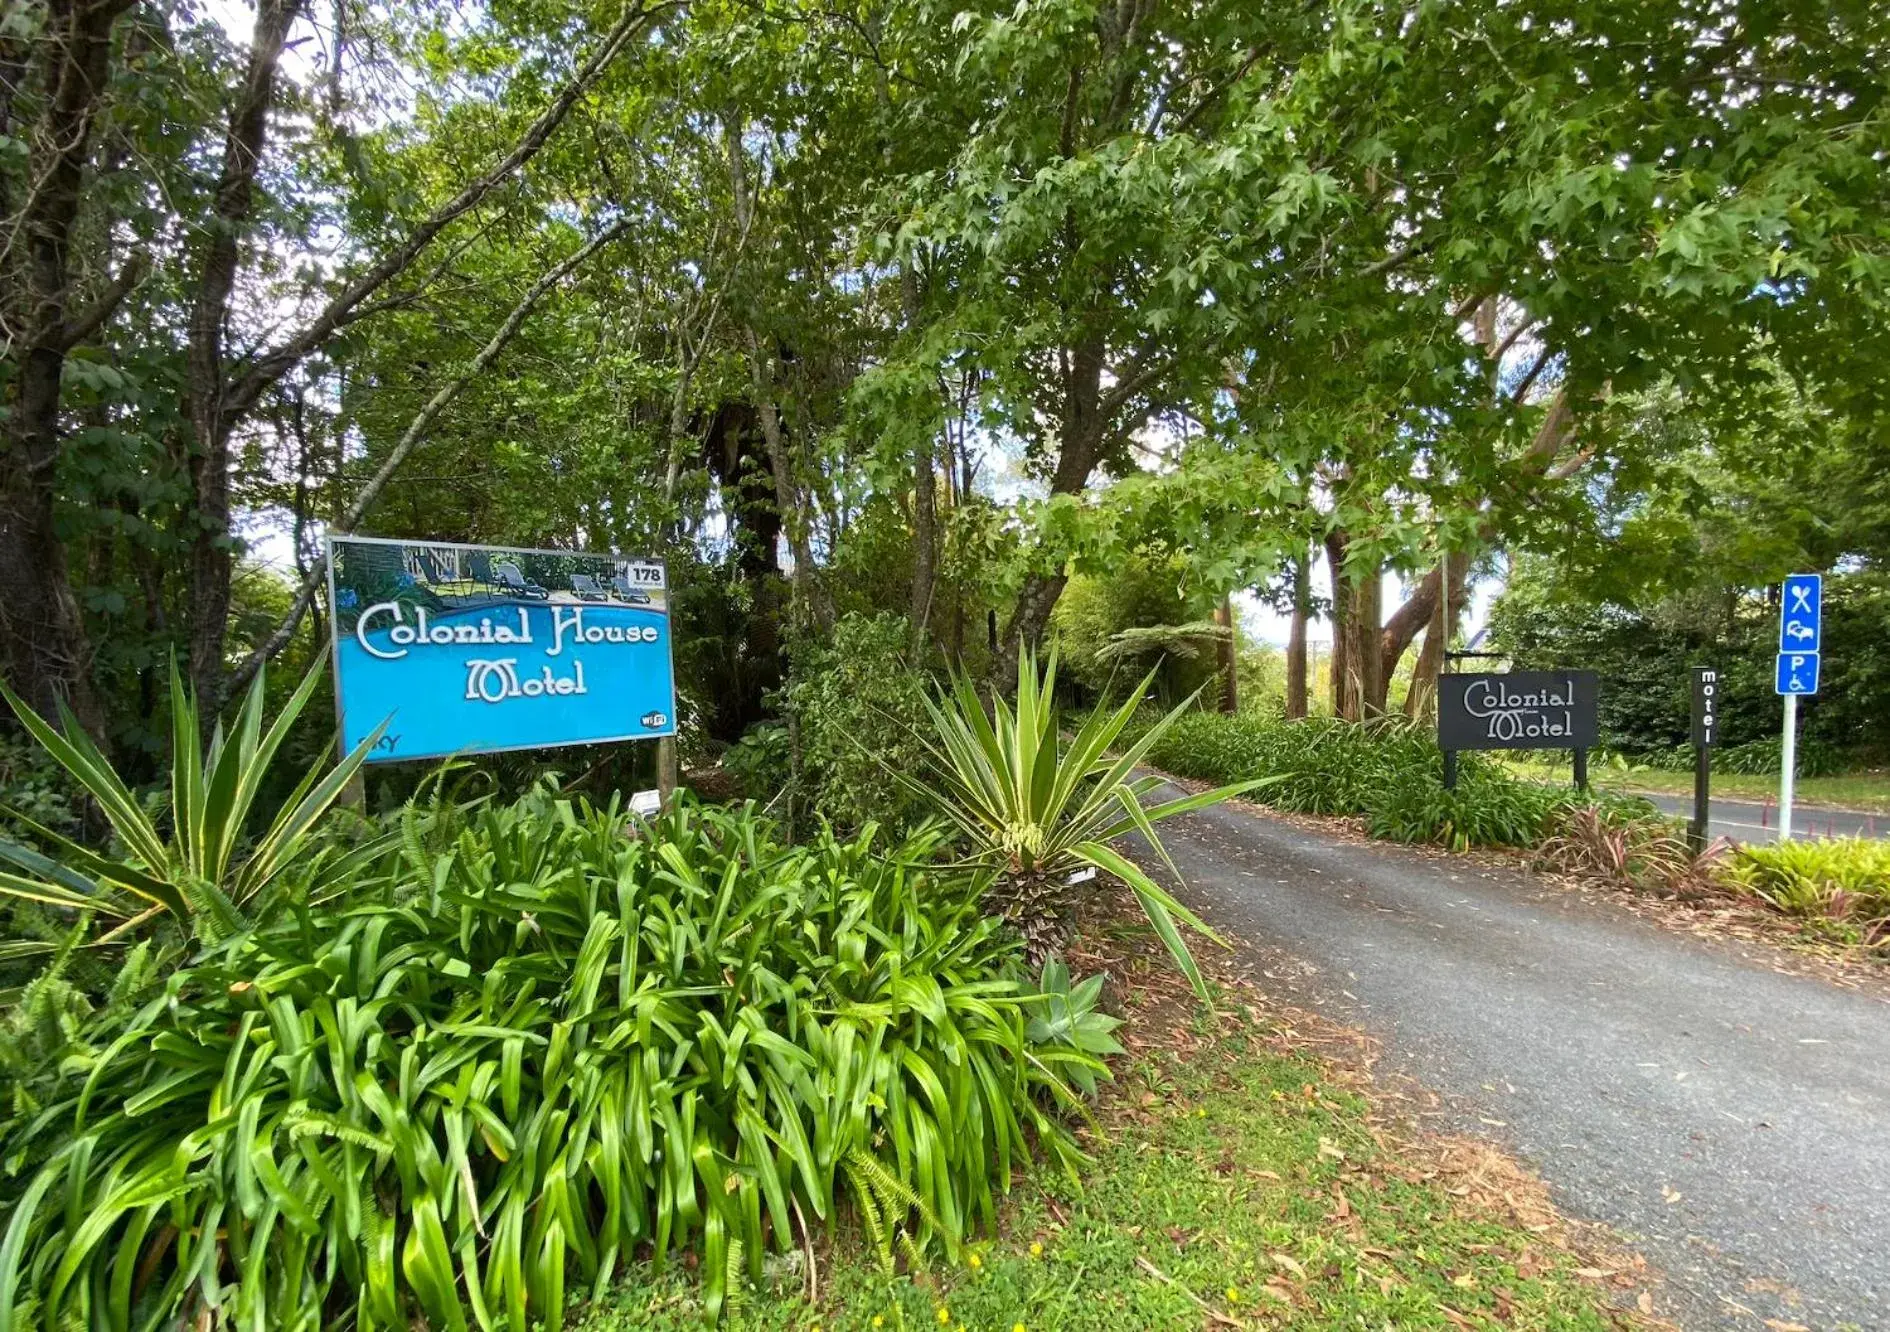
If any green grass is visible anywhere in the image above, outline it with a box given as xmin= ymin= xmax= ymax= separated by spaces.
xmin=576 ymin=1006 xmax=1627 ymax=1331
xmin=1501 ymin=755 xmax=1890 ymax=816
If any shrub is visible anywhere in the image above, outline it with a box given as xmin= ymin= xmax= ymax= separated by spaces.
xmin=1534 ymin=804 xmax=1729 ymax=901
xmin=0 ymin=734 xmax=80 ymax=840
xmin=1365 ymin=769 xmax=1571 ymax=851
xmin=1588 ymin=736 xmax=1848 ymax=778
xmin=1141 ymin=710 xmax=1274 ymax=787
xmin=1153 ymin=714 xmax=1453 ymax=817
xmin=1144 ymin=709 xmax=1599 ymax=851
xmin=1050 ymin=552 xmax=1217 ymax=705
xmin=0 ymin=791 xmax=1111 ymax=1328
xmin=719 ymin=720 xmax=790 ymax=801
xmin=786 ymin=613 xmax=933 ymax=829
xmin=1713 ymin=736 xmax=1846 ymax=778
xmin=1726 ymin=837 xmax=1890 ymax=925
xmin=1147 ymin=712 xmax=1450 ymax=815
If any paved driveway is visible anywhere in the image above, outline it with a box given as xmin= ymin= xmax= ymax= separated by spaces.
xmin=1637 ymin=792 xmax=1886 ymax=844
xmin=1142 ymin=792 xmax=1890 ymax=1330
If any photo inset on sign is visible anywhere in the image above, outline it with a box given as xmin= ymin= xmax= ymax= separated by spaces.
xmin=327 ymin=537 xmax=676 ymax=763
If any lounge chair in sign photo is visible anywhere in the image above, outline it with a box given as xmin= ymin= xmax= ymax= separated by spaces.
xmin=495 ymin=562 xmax=549 ymax=599
xmin=570 ymin=574 xmax=611 ymax=602
xmin=610 ymin=573 xmax=653 ymax=605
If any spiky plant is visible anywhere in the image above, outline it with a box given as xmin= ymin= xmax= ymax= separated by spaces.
xmin=907 ymin=649 xmax=1264 ymax=999
xmin=0 ymin=662 xmax=389 ymax=958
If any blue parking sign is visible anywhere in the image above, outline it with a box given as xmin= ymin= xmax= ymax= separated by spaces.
xmin=1775 ymin=652 xmax=1819 ymax=696
xmin=1779 ymin=573 xmax=1821 ymax=652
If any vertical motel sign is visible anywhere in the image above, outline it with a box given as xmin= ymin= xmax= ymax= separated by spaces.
xmin=1689 ymin=666 xmax=1718 ymax=850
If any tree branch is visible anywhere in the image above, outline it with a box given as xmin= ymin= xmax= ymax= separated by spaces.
xmin=227 ymin=219 xmax=632 ymax=690
xmin=1361 ymin=236 xmax=1434 ymax=279
xmin=1509 ymin=345 xmax=1554 ymax=405
xmin=58 ymin=248 xmax=147 ymax=350
xmin=1098 ymin=340 xmax=1170 ymax=418
xmin=1163 ymin=45 xmax=1263 ymax=137
xmin=224 ymin=1 xmax=667 ymax=421
xmin=189 ymin=0 xmax=300 ymax=449
xmin=1489 ymin=311 xmax=1537 ymax=365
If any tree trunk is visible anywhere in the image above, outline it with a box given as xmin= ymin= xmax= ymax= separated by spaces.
xmin=1357 ymin=564 xmax=1384 ymax=716
xmin=0 ymin=467 xmax=105 ymax=737
xmin=1379 ymin=561 xmax=1442 ymax=691
xmin=1404 ymin=551 xmax=1470 ymax=719
xmin=1005 ymin=571 xmax=1069 ymax=671
xmin=1324 ymin=532 xmax=1351 ymax=718
xmin=999 ymin=336 xmax=1108 ymax=671
xmin=0 ymin=0 xmax=137 ymax=738
xmin=1413 ymin=551 xmax=1466 ymax=717
xmin=1284 ymin=551 xmax=1309 ymax=719
xmin=911 ymin=434 xmax=938 ymax=652
xmin=1404 ymin=610 xmax=1446 ymax=724
xmin=1326 ymin=544 xmax=1384 ymax=722
xmin=724 ymin=116 xmax=828 ymax=633
xmin=1214 ymin=595 xmax=1238 ymax=713
xmin=904 ymin=266 xmax=937 ymax=655
xmin=183 ymin=0 xmax=301 ymax=708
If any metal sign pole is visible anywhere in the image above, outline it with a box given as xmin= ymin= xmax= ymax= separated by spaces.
xmin=1772 ymin=572 xmax=1821 ymax=843
xmin=1439 ymin=557 xmax=1453 ymax=790
xmin=1779 ymin=692 xmax=1797 ymax=842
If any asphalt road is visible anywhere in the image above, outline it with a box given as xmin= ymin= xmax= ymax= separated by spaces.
xmin=1638 ymin=792 xmax=1886 ymax=844
xmin=1143 ymin=792 xmax=1890 ymax=1330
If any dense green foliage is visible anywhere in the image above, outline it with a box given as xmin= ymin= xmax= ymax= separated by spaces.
xmin=0 ymin=793 xmax=1115 ymax=1328
xmin=1142 ymin=712 xmax=1575 ymax=850
xmin=1142 ymin=714 xmax=1434 ymax=817
xmin=1365 ymin=772 xmax=1574 ymax=854
xmin=5 ymin=0 xmax=1887 ymax=773
xmin=1050 ymin=555 xmax=1219 ymax=705
xmin=1493 ymin=560 xmax=1890 ymax=765
xmin=783 ymin=615 xmax=933 ymax=831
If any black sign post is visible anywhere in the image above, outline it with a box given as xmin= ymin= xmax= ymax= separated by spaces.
xmin=1689 ymin=666 xmax=1719 ymax=851
xmin=1438 ymin=670 xmax=1600 ymax=791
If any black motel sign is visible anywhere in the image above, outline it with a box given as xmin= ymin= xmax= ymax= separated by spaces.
xmin=1437 ymin=671 xmax=1600 ymax=751
xmin=1692 ymin=666 xmax=1719 ymax=748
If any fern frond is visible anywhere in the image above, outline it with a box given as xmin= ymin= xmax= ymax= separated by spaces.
xmin=844 ymin=1161 xmax=892 ymax=1273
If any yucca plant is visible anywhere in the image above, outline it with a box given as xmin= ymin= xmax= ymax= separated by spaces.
xmin=907 ymin=650 xmax=1264 ymax=999
xmin=0 ymin=662 xmax=388 ymax=958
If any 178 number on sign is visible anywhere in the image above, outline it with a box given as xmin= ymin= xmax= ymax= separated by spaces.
xmin=622 ymin=563 xmax=666 ymax=589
